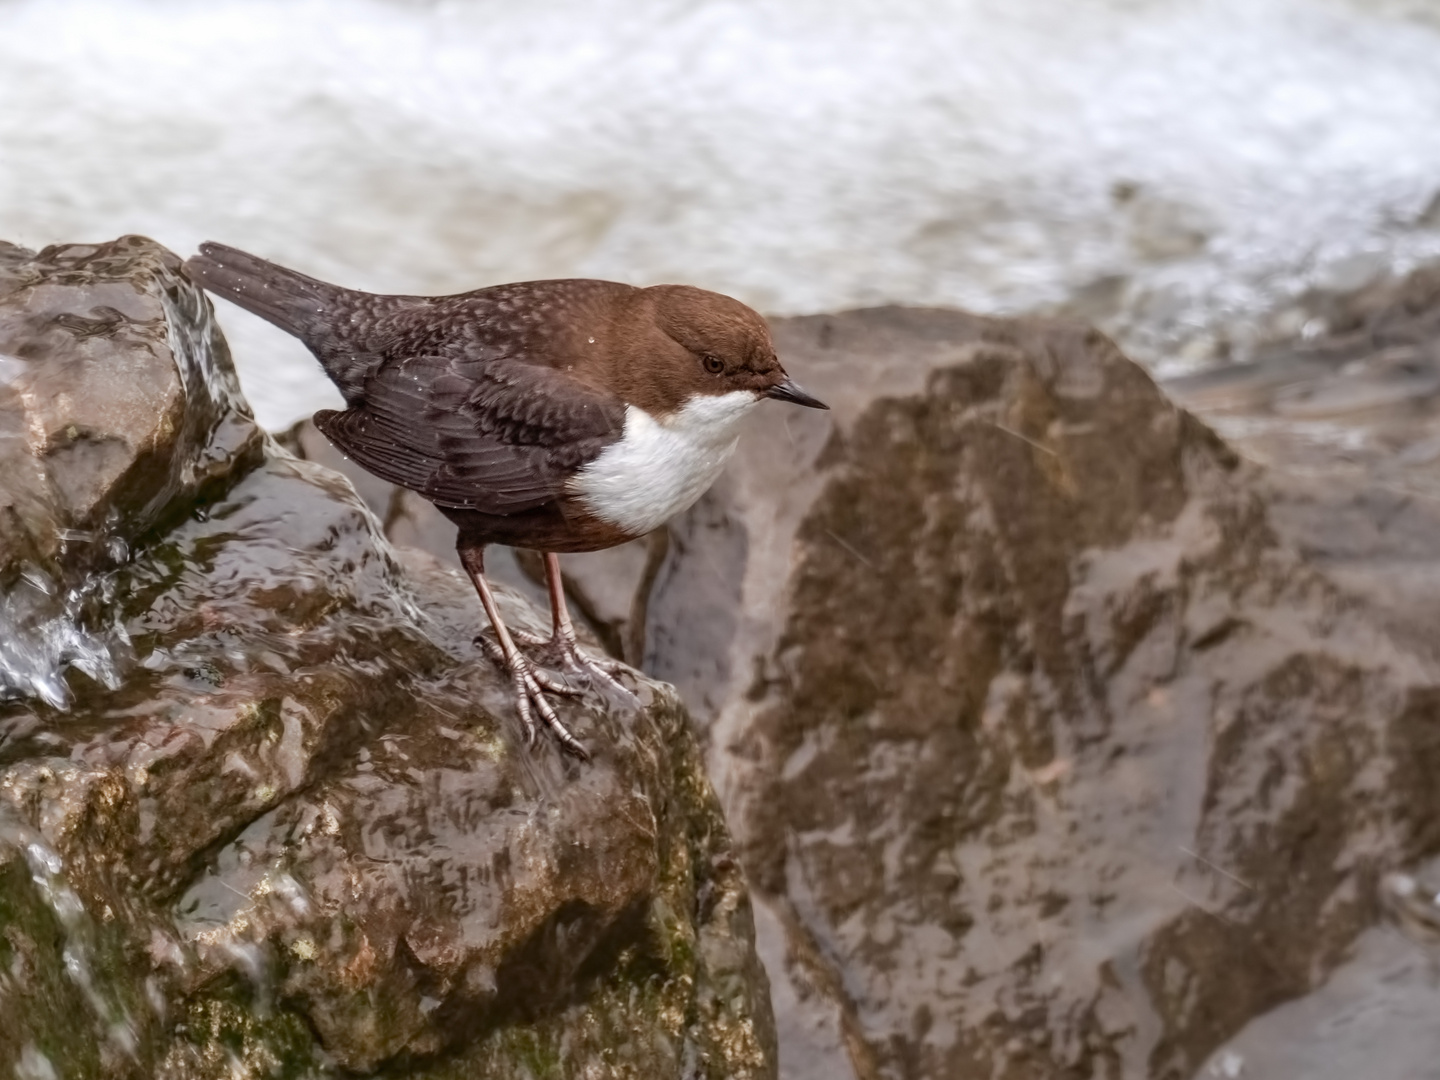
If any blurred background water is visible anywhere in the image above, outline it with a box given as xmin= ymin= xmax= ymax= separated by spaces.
xmin=4 ymin=0 xmax=1440 ymax=429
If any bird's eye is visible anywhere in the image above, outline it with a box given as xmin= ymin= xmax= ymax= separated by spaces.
xmin=701 ymin=354 xmax=725 ymax=375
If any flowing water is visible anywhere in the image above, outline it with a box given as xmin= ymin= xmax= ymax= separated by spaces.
xmin=4 ymin=0 xmax=1440 ymax=428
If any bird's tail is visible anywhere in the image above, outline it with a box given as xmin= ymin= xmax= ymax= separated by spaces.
xmin=186 ymin=242 xmax=341 ymax=343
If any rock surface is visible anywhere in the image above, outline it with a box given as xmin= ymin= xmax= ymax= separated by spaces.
xmin=0 ymin=237 xmax=776 ymax=1080
xmin=1164 ymin=263 xmax=1440 ymax=496
xmin=1165 ymin=266 xmax=1440 ymax=1080
xmin=719 ymin=310 xmax=1440 ymax=1080
xmin=729 ymin=308 xmax=1440 ymax=1080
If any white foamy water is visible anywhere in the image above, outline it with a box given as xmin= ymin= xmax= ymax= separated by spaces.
xmin=4 ymin=0 xmax=1440 ymax=428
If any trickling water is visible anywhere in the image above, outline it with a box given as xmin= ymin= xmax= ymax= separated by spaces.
xmin=0 ymin=565 xmax=127 ymax=709
xmin=1 ymin=819 xmax=143 ymax=1063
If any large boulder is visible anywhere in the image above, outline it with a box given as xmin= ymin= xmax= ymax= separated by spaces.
xmin=709 ymin=309 xmax=1440 ymax=1080
xmin=0 ymin=237 xmax=776 ymax=1080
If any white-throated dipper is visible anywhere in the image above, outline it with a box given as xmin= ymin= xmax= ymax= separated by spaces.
xmin=186 ymin=242 xmax=827 ymax=758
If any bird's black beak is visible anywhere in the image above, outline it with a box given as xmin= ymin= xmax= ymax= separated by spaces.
xmin=765 ymin=377 xmax=829 ymax=410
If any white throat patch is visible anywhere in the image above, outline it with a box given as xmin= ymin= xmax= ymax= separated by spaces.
xmin=568 ymin=391 xmax=759 ymax=535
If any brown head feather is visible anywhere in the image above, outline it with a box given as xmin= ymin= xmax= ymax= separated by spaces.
xmin=589 ymin=283 xmax=789 ymax=417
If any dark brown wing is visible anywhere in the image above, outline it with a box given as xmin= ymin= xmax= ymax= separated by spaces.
xmin=314 ymin=353 xmax=625 ymax=513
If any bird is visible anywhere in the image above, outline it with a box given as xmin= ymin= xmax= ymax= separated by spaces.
xmin=185 ymin=242 xmax=827 ymax=759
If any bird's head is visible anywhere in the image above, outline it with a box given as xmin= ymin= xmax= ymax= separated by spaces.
xmin=615 ymin=284 xmax=828 ymax=420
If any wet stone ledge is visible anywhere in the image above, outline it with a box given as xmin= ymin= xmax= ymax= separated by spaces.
xmin=0 ymin=236 xmax=776 ymax=1080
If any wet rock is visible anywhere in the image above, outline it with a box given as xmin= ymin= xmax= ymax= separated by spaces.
xmin=533 ymin=308 xmax=1440 ymax=1079
xmin=0 ymin=236 xmax=262 ymax=708
xmin=0 ymin=236 xmax=259 ymax=573
xmin=0 ymin=237 xmax=776 ymax=1080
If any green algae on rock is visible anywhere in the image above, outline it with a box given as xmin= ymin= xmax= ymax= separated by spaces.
xmin=0 ymin=236 xmax=776 ymax=1080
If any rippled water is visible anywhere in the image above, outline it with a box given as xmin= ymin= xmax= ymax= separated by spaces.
xmin=4 ymin=0 xmax=1440 ymax=428
xmin=0 ymin=561 xmax=126 ymax=710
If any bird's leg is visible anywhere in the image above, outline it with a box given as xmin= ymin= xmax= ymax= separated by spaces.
xmin=458 ymin=543 xmax=590 ymax=760
xmin=511 ymin=552 xmax=632 ymax=694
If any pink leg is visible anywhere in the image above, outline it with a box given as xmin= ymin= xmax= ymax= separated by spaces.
xmin=458 ymin=543 xmax=589 ymax=760
xmin=508 ymin=551 xmax=631 ymax=694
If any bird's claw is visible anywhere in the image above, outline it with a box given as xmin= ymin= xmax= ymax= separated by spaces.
xmin=511 ymin=628 xmax=635 ymax=699
xmin=475 ymin=635 xmax=590 ymax=760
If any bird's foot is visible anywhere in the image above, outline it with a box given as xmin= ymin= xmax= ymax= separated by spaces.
xmin=475 ymin=635 xmax=591 ymax=760
xmin=511 ymin=628 xmax=635 ymax=699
